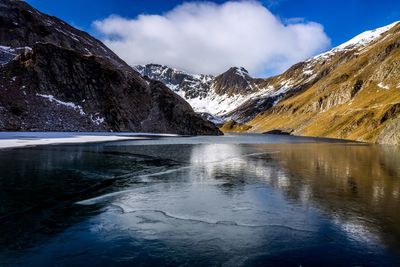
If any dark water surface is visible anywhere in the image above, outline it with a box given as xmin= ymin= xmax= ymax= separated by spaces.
xmin=0 ymin=134 xmax=400 ymax=266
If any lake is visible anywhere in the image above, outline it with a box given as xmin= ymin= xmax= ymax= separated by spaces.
xmin=0 ymin=133 xmax=400 ymax=266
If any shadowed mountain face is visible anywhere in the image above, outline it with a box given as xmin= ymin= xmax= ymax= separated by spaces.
xmin=0 ymin=0 xmax=221 ymax=135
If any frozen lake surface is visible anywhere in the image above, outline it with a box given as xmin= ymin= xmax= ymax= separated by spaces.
xmin=0 ymin=132 xmax=178 ymax=149
xmin=0 ymin=134 xmax=399 ymax=266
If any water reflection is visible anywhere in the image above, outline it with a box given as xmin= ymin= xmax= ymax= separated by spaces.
xmin=0 ymin=137 xmax=399 ymax=266
xmin=265 ymin=143 xmax=400 ymax=252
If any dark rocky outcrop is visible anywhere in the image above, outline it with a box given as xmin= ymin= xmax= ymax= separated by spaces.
xmin=263 ymin=130 xmax=292 ymax=135
xmin=136 ymin=64 xmax=213 ymax=99
xmin=0 ymin=0 xmax=221 ymax=135
xmin=212 ymin=67 xmax=258 ymax=96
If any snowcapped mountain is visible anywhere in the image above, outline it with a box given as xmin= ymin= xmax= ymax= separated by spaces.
xmin=138 ymin=21 xmax=400 ymax=144
xmin=135 ymin=64 xmax=213 ymax=99
xmin=136 ymin=64 xmax=270 ymax=117
xmin=139 ymin=21 xmax=400 ymax=123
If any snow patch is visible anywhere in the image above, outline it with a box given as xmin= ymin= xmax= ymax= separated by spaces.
xmin=204 ymin=114 xmax=225 ymax=124
xmin=37 ymin=94 xmax=86 ymax=115
xmin=54 ymin=27 xmax=80 ymax=42
xmin=234 ymin=67 xmax=250 ymax=79
xmin=0 ymin=132 xmax=181 ymax=150
xmin=0 ymin=46 xmax=16 ymax=65
xmin=0 ymin=45 xmax=32 ymax=65
xmin=0 ymin=134 xmax=144 ymax=149
xmin=378 ymin=82 xmax=390 ymax=90
xmin=303 ymin=69 xmax=313 ymax=75
xmin=90 ymin=114 xmax=105 ymax=125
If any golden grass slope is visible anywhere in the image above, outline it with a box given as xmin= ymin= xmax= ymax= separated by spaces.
xmin=223 ymin=23 xmax=400 ymax=144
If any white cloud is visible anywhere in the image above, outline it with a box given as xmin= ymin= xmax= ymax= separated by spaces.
xmin=93 ymin=1 xmax=330 ymax=77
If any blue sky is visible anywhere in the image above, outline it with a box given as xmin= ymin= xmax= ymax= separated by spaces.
xmin=24 ymin=0 xmax=400 ymax=76
xmin=25 ymin=0 xmax=400 ymax=47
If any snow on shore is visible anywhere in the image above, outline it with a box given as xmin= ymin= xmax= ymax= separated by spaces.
xmin=0 ymin=132 xmax=178 ymax=149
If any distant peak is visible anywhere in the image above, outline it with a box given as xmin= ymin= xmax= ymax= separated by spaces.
xmin=147 ymin=63 xmax=164 ymax=68
xmin=222 ymin=67 xmax=251 ymax=80
xmin=308 ymin=21 xmax=400 ymax=63
xmin=228 ymin=66 xmax=248 ymax=72
xmin=236 ymin=67 xmax=249 ymax=74
xmin=336 ymin=21 xmax=400 ymax=50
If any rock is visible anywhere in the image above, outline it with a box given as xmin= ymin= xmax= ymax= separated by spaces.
xmin=220 ymin=120 xmax=252 ymax=132
xmin=0 ymin=0 xmax=221 ymax=135
xmin=263 ymin=130 xmax=292 ymax=135
xmin=212 ymin=67 xmax=257 ymax=96
xmin=378 ymin=118 xmax=400 ymax=145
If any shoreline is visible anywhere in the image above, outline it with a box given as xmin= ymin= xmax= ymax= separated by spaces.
xmin=0 ymin=132 xmax=179 ymax=149
xmin=224 ymin=131 xmax=365 ymax=144
xmin=0 ymin=131 xmax=366 ymax=150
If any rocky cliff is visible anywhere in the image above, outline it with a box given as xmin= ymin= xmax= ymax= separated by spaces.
xmin=0 ymin=0 xmax=221 ymax=135
xmin=222 ymin=22 xmax=400 ymax=144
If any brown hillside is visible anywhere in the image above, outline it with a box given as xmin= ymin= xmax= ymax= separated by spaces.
xmin=225 ymin=23 xmax=400 ymax=144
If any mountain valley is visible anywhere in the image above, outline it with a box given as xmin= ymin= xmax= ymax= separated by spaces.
xmin=142 ymin=22 xmax=400 ymax=144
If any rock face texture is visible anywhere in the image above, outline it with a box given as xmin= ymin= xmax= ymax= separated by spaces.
xmin=221 ymin=22 xmax=400 ymax=144
xmin=0 ymin=0 xmax=221 ymax=135
xmin=136 ymin=64 xmax=264 ymax=116
xmin=136 ymin=64 xmax=213 ymax=100
xmin=212 ymin=67 xmax=259 ymax=97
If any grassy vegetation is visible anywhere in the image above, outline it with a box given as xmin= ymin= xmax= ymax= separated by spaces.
xmin=221 ymin=24 xmax=400 ymax=144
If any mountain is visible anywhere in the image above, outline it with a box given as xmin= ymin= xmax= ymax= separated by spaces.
xmin=136 ymin=62 xmax=303 ymax=126
xmin=135 ymin=64 xmax=213 ymax=100
xmin=0 ymin=0 xmax=221 ymax=135
xmin=222 ymin=21 xmax=400 ymax=144
xmin=141 ymin=21 xmax=400 ymax=144
xmin=136 ymin=64 xmax=265 ymax=117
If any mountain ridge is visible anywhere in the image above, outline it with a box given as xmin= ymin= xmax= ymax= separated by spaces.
xmin=139 ymin=21 xmax=400 ymax=144
xmin=0 ymin=0 xmax=221 ymax=135
xmin=224 ymin=21 xmax=400 ymax=144
xmin=135 ymin=64 xmax=266 ymax=116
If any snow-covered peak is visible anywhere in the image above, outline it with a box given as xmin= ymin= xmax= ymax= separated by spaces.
xmin=135 ymin=64 xmax=210 ymax=80
xmin=221 ymin=67 xmax=252 ymax=80
xmin=135 ymin=64 xmax=214 ymax=100
xmin=337 ymin=21 xmax=399 ymax=50
xmin=308 ymin=21 xmax=399 ymax=63
xmin=233 ymin=67 xmax=250 ymax=79
xmin=135 ymin=64 xmax=267 ymax=116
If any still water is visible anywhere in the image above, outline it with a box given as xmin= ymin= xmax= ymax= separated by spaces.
xmin=0 ymin=134 xmax=400 ymax=266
